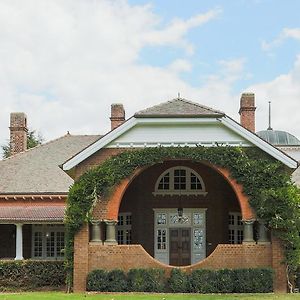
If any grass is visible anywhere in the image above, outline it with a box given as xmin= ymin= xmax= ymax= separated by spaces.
xmin=1 ymin=293 xmax=300 ymax=300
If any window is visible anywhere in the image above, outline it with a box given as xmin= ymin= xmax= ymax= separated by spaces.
xmin=228 ymin=212 xmax=243 ymax=244
xmin=32 ymin=224 xmax=65 ymax=259
xmin=154 ymin=167 xmax=207 ymax=196
xmin=117 ymin=212 xmax=132 ymax=245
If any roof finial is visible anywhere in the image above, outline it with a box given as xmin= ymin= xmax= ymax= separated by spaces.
xmin=178 ymin=92 xmax=181 ymax=99
xmin=267 ymin=101 xmax=273 ymax=130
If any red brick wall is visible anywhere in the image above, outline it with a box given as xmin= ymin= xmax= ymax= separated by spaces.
xmin=73 ymin=224 xmax=90 ymax=292
xmin=73 ymin=225 xmax=282 ymax=292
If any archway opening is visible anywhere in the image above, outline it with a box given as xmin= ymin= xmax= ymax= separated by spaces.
xmin=117 ymin=160 xmax=243 ymax=266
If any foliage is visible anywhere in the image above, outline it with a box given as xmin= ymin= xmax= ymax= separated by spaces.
xmin=127 ymin=268 xmax=165 ymax=292
xmin=86 ymin=269 xmax=108 ymax=292
xmin=234 ymin=268 xmax=273 ymax=293
xmin=0 ymin=260 xmax=65 ymax=291
xmin=65 ymin=146 xmax=300 ymax=288
xmin=2 ymin=129 xmax=43 ymax=158
xmin=86 ymin=268 xmax=273 ymax=293
xmin=168 ymin=268 xmax=189 ymax=293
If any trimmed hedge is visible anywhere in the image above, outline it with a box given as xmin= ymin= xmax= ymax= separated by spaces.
xmin=0 ymin=260 xmax=66 ymax=291
xmin=127 ymin=268 xmax=165 ymax=292
xmin=87 ymin=267 xmax=274 ymax=293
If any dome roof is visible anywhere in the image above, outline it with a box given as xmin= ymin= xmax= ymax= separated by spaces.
xmin=257 ymin=129 xmax=300 ymax=146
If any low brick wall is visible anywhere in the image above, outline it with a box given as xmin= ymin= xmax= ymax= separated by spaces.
xmin=88 ymin=243 xmax=272 ymax=273
xmin=73 ymin=225 xmax=285 ymax=293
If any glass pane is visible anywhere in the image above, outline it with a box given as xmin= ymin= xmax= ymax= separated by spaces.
xmin=157 ymin=229 xmax=166 ymax=250
xmin=174 ymin=169 xmax=186 ymax=190
xmin=34 ymin=232 xmax=43 ymax=257
xmin=46 ymin=232 xmax=55 ymax=257
xmin=193 ymin=213 xmax=204 ymax=225
xmin=158 ymin=173 xmax=170 ymax=190
xmin=193 ymin=229 xmax=204 ymax=250
xmin=157 ymin=213 xmax=166 ymax=225
xmin=56 ymin=231 xmax=65 ymax=257
xmin=191 ymin=173 xmax=202 ymax=190
xmin=118 ymin=230 xmax=124 ymax=244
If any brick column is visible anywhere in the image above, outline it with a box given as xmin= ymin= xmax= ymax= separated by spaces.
xmin=271 ymin=234 xmax=287 ymax=292
xmin=73 ymin=224 xmax=89 ymax=292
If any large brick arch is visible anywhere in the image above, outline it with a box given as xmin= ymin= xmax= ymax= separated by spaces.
xmin=98 ymin=161 xmax=255 ymax=221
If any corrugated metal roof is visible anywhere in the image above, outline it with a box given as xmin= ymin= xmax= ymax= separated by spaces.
xmin=0 ymin=134 xmax=100 ymax=194
xmin=0 ymin=204 xmax=65 ymax=222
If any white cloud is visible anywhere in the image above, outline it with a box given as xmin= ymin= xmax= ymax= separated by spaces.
xmin=0 ymin=0 xmax=222 ymax=152
xmin=246 ymin=54 xmax=300 ymax=138
xmin=262 ymin=27 xmax=300 ymax=51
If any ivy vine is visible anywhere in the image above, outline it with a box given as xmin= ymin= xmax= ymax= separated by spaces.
xmin=65 ymin=146 xmax=300 ymax=288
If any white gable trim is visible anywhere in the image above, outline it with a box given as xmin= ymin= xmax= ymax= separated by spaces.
xmin=62 ymin=117 xmax=137 ymax=171
xmin=220 ymin=116 xmax=298 ymax=169
xmin=62 ymin=116 xmax=298 ymax=171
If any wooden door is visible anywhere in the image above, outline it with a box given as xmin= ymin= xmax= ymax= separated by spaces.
xmin=169 ymin=228 xmax=191 ymax=266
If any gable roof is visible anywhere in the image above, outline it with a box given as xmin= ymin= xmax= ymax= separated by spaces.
xmin=62 ymin=98 xmax=298 ymax=171
xmin=0 ymin=134 xmax=100 ymax=194
xmin=135 ymin=98 xmax=224 ymax=118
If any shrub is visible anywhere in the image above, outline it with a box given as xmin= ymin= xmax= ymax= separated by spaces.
xmin=234 ymin=268 xmax=273 ymax=293
xmin=188 ymin=269 xmax=219 ymax=293
xmin=86 ymin=267 xmax=274 ymax=293
xmin=106 ymin=269 xmax=127 ymax=292
xmin=86 ymin=269 xmax=108 ymax=291
xmin=168 ymin=268 xmax=188 ymax=293
xmin=0 ymin=260 xmax=65 ymax=291
xmin=127 ymin=268 xmax=165 ymax=292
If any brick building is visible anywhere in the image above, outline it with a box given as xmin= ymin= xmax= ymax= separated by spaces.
xmin=0 ymin=93 xmax=298 ymax=292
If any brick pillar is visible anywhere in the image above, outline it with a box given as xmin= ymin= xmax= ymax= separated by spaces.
xmin=73 ymin=224 xmax=90 ymax=292
xmin=110 ymin=104 xmax=125 ymax=130
xmin=271 ymin=234 xmax=287 ymax=293
xmin=239 ymin=93 xmax=256 ymax=132
xmin=10 ymin=112 xmax=28 ymax=155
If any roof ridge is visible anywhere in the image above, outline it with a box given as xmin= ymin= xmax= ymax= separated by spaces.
xmin=175 ymin=97 xmax=224 ymax=114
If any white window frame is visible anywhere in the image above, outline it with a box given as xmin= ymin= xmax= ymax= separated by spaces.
xmin=31 ymin=224 xmax=65 ymax=260
xmin=117 ymin=212 xmax=132 ymax=245
xmin=228 ymin=212 xmax=243 ymax=244
xmin=153 ymin=166 xmax=207 ymax=196
xmin=154 ymin=208 xmax=207 ymax=265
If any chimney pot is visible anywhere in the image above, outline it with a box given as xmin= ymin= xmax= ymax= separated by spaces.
xmin=239 ymin=93 xmax=256 ymax=132
xmin=9 ymin=112 xmax=28 ymax=155
xmin=110 ymin=104 xmax=125 ymax=130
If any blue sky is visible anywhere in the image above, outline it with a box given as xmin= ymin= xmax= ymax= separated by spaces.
xmin=0 ymin=0 xmax=300 ymax=149
xmin=132 ymin=0 xmax=300 ymax=91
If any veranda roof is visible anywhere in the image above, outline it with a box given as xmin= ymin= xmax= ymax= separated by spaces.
xmin=0 ymin=201 xmax=65 ymax=222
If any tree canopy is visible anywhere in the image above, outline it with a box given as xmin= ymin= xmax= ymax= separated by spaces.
xmin=2 ymin=130 xmax=43 ymax=158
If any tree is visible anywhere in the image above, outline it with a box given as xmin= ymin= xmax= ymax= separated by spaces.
xmin=2 ymin=129 xmax=43 ymax=159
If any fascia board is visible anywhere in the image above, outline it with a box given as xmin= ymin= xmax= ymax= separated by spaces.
xmin=136 ymin=117 xmax=218 ymax=125
xmin=220 ymin=116 xmax=298 ymax=169
xmin=62 ymin=118 xmax=138 ymax=171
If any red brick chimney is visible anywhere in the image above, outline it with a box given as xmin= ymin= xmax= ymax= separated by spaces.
xmin=10 ymin=112 xmax=28 ymax=155
xmin=110 ymin=104 xmax=125 ymax=130
xmin=239 ymin=93 xmax=256 ymax=132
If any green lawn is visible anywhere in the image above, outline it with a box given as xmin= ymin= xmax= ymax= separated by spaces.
xmin=1 ymin=293 xmax=300 ymax=300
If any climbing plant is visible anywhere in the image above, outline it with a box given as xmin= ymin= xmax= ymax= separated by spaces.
xmin=65 ymin=146 xmax=300 ymax=288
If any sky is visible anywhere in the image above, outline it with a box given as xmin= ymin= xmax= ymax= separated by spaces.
xmin=1 ymin=0 xmax=300 ymax=150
